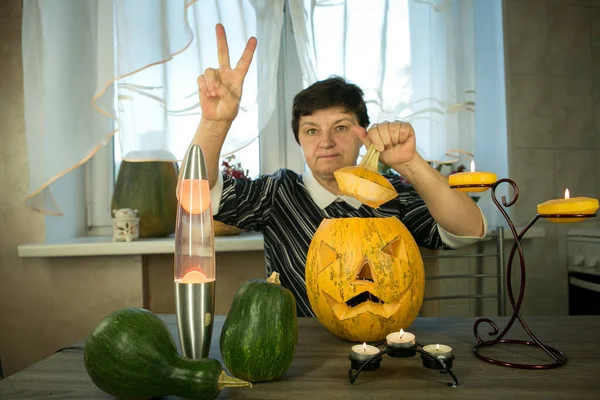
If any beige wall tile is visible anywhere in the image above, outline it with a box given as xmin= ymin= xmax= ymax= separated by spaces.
xmin=509 ymin=75 xmax=553 ymax=147
xmin=505 ymin=2 xmax=549 ymax=31
xmin=548 ymin=3 xmax=591 ymax=30
xmin=550 ymin=29 xmax=591 ymax=78
xmin=554 ymin=149 xmax=597 ymax=197
xmin=0 ymin=0 xmax=22 ymax=19
xmin=509 ymin=149 xmax=556 ymax=225
xmin=549 ymin=4 xmax=591 ymax=77
xmin=545 ymin=0 xmax=590 ymax=5
xmin=592 ymin=80 xmax=600 ymax=148
xmin=591 ymin=8 xmax=600 ymax=77
xmin=518 ymin=233 xmax=560 ymax=298
xmin=552 ymin=77 xmax=594 ymax=148
xmin=505 ymin=2 xmax=550 ymax=74
xmin=597 ymin=150 xmax=600 ymax=200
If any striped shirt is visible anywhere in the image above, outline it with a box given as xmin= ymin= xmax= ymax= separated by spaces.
xmin=211 ymin=168 xmax=487 ymax=317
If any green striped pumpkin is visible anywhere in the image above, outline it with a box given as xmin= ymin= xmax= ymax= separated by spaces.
xmin=83 ymin=308 xmax=251 ymax=400
xmin=111 ymin=159 xmax=178 ymax=238
xmin=220 ymin=272 xmax=298 ymax=382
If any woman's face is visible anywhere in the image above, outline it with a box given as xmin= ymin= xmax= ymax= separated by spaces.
xmin=297 ymin=107 xmax=363 ymax=180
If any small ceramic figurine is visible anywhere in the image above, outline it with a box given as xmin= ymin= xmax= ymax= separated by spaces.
xmin=112 ymin=208 xmax=140 ymax=242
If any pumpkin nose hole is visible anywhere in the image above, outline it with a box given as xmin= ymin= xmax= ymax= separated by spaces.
xmin=356 ymin=260 xmax=374 ymax=282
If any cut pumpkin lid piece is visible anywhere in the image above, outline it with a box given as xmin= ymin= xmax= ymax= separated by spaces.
xmin=334 ymin=144 xmax=398 ymax=208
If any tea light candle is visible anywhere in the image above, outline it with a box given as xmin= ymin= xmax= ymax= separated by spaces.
xmin=537 ymin=189 xmax=599 ymax=223
xmin=350 ymin=342 xmax=380 ymax=361
xmin=423 ymin=343 xmax=453 ymax=359
xmin=448 ymin=160 xmax=497 ymax=192
xmin=386 ymin=329 xmax=416 ymax=348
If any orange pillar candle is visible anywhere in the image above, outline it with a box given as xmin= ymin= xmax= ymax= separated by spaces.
xmin=448 ymin=160 xmax=497 ymax=192
xmin=537 ymin=189 xmax=599 ymax=223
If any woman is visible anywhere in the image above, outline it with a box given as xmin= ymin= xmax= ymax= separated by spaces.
xmin=191 ymin=24 xmax=486 ymax=317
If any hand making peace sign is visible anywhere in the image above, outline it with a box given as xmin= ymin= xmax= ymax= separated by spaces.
xmin=197 ymin=24 xmax=257 ymax=124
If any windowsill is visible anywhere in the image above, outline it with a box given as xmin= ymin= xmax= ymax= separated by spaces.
xmin=17 ymin=231 xmax=264 ymax=258
xmin=17 ymin=225 xmax=546 ymax=259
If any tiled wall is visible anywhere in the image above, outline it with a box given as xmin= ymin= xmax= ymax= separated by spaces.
xmin=420 ymin=0 xmax=600 ymax=318
xmin=505 ymin=0 xmax=600 ymax=314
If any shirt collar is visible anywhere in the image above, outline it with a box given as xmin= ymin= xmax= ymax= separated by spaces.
xmin=302 ymin=168 xmax=363 ymax=210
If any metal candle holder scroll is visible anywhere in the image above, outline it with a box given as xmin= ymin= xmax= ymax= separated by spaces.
xmin=449 ymin=178 xmax=596 ymax=369
xmin=348 ymin=341 xmax=459 ymax=387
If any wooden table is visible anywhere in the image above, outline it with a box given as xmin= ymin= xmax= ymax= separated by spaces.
xmin=1 ymin=315 xmax=598 ymax=399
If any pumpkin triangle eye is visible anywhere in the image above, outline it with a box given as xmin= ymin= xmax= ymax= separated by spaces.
xmin=382 ymin=237 xmax=406 ymax=259
xmin=318 ymin=241 xmax=341 ymax=273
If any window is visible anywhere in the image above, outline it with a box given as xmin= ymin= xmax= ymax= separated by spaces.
xmin=87 ymin=6 xmax=303 ymax=233
xmin=86 ymin=1 xmax=508 ymax=233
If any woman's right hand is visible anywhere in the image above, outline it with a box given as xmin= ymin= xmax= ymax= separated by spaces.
xmin=197 ymin=23 xmax=257 ymax=125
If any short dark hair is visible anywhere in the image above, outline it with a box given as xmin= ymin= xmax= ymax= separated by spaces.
xmin=291 ymin=76 xmax=370 ymax=143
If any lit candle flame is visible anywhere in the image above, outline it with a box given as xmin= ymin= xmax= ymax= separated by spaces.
xmin=470 ymin=159 xmax=475 ymax=172
xmin=362 ymin=342 xmax=367 ymax=352
xmin=565 ymin=188 xmax=570 ymax=199
xmin=436 ymin=344 xmax=440 ymax=351
xmin=399 ymin=328 xmax=404 ymax=339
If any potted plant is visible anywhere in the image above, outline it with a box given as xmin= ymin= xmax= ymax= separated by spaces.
xmin=214 ymin=155 xmax=249 ymax=236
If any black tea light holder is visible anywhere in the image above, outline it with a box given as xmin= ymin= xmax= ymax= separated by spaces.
xmin=450 ymin=178 xmax=597 ymax=369
xmin=348 ymin=342 xmax=459 ymax=387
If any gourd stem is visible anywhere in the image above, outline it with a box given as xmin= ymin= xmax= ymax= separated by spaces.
xmin=359 ymin=144 xmax=380 ymax=172
xmin=218 ymin=371 xmax=252 ymax=389
xmin=267 ymin=271 xmax=281 ymax=285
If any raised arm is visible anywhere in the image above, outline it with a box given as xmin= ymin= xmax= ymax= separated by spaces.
xmin=353 ymin=122 xmax=485 ymax=238
xmin=190 ymin=23 xmax=257 ymax=189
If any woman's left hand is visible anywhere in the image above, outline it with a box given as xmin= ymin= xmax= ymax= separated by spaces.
xmin=354 ymin=121 xmax=418 ymax=168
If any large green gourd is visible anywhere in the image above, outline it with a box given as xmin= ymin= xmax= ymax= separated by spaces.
xmin=111 ymin=159 xmax=178 ymax=238
xmin=220 ymin=272 xmax=298 ymax=382
xmin=84 ymin=308 xmax=251 ymax=400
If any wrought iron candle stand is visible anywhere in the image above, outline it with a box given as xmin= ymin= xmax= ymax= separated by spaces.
xmin=450 ymin=178 xmax=596 ymax=369
xmin=348 ymin=342 xmax=458 ymax=387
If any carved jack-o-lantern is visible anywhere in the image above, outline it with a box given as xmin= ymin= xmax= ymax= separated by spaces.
xmin=305 ymin=217 xmax=424 ymax=342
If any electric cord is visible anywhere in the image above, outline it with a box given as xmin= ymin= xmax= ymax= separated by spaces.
xmin=54 ymin=346 xmax=85 ymax=354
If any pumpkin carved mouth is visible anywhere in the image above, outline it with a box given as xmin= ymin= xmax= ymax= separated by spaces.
xmin=346 ymin=291 xmax=383 ymax=307
xmin=322 ymin=291 xmax=402 ymax=320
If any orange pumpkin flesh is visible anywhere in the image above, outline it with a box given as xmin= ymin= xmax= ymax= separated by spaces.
xmin=305 ymin=217 xmax=424 ymax=342
xmin=334 ymin=145 xmax=398 ymax=208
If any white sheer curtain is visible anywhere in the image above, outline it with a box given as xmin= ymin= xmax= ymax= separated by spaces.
xmin=288 ymin=0 xmax=476 ymax=165
xmin=22 ymin=0 xmax=115 ymax=215
xmin=22 ymin=0 xmax=283 ymax=215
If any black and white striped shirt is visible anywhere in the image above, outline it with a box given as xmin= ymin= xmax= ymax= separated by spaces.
xmin=211 ymin=168 xmax=487 ymax=317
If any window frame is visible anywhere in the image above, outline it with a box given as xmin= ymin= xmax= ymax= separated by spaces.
xmin=86 ymin=135 xmax=116 ymax=235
